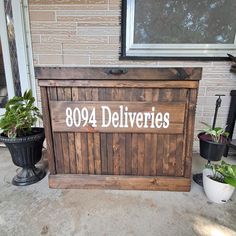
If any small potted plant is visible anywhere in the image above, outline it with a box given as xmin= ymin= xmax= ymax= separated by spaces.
xmin=198 ymin=122 xmax=229 ymax=161
xmin=0 ymin=90 xmax=46 ymax=186
xmin=203 ymin=161 xmax=236 ymax=203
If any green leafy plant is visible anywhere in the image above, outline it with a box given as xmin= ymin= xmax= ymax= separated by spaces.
xmin=201 ymin=122 xmax=229 ymax=143
xmin=207 ymin=161 xmax=236 ymax=188
xmin=0 ymin=90 xmax=42 ymax=138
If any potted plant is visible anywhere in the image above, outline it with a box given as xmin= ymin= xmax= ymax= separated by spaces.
xmin=198 ymin=122 xmax=229 ymax=161
xmin=0 ymin=90 xmax=46 ymax=186
xmin=203 ymin=161 xmax=236 ymax=203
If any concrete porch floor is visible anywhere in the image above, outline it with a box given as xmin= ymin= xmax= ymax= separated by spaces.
xmin=0 ymin=147 xmax=235 ymax=236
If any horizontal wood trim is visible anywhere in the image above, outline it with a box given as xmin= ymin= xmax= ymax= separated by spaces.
xmin=50 ymin=101 xmax=185 ymax=133
xmin=49 ymin=174 xmax=191 ymax=191
xmin=35 ymin=67 xmax=202 ymax=81
xmin=38 ymin=80 xmax=199 ymax=89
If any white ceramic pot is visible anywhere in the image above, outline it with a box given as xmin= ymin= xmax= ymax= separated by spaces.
xmin=203 ymin=169 xmax=235 ymax=204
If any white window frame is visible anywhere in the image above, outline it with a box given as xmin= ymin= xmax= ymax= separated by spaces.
xmin=0 ymin=0 xmax=37 ymax=115
xmin=124 ymin=0 xmax=236 ymax=58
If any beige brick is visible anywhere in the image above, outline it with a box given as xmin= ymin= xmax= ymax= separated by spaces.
xmin=30 ymin=29 xmax=76 ymax=36
xmin=29 ymin=11 xmax=55 ymax=21
xmin=109 ymin=0 xmax=120 ymax=4
xmin=38 ymin=55 xmax=63 ymax=65
xmin=63 ymin=44 xmax=118 ymax=51
xmin=109 ymin=36 xmax=120 ymax=44
xmin=41 ymin=35 xmax=108 ymax=44
xmin=109 ymin=4 xmax=120 ymax=10
xmin=31 ymin=34 xmax=41 ymax=43
xmin=58 ymin=15 xmax=118 ymax=22
xmin=63 ymin=55 xmax=89 ymax=65
xmin=206 ymin=86 xmax=233 ymax=96
xmin=158 ymin=61 xmax=184 ymax=67
xmin=77 ymin=27 xmax=120 ymax=36
xmin=183 ymin=61 xmax=212 ymax=67
xmin=57 ymin=10 xmax=119 ymax=16
xmin=78 ymin=21 xmax=119 ymax=27
xmin=31 ymin=22 xmax=76 ymax=30
xmin=29 ymin=0 xmax=108 ymax=4
xmin=197 ymin=86 xmax=206 ymax=96
xmin=32 ymin=43 xmax=62 ymax=54
xmin=33 ymin=55 xmax=39 ymax=65
xmin=29 ymin=5 xmax=108 ymax=10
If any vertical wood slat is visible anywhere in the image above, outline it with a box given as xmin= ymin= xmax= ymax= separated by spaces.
xmin=143 ymin=88 xmax=152 ymax=176
xmin=105 ymin=88 xmax=112 ymax=175
xmin=49 ymin=88 xmax=63 ymax=174
xmin=184 ymin=88 xmax=198 ymax=178
xmin=175 ymin=89 xmax=187 ymax=177
xmin=112 ymin=88 xmax=125 ymax=175
xmin=68 ymin=86 xmax=76 ymax=174
xmin=168 ymin=135 xmax=176 ymax=176
xmin=92 ymin=88 xmax=101 ymax=175
xmin=40 ymin=87 xmax=56 ymax=174
xmin=72 ymin=88 xmax=83 ymax=174
xmin=80 ymin=88 xmax=89 ymax=174
xmin=137 ymin=134 xmax=145 ymax=175
xmin=85 ymin=88 xmax=95 ymax=174
xmin=156 ymin=134 xmax=164 ymax=175
xmin=99 ymin=88 xmax=108 ymax=174
xmin=57 ymin=88 xmax=70 ymax=174
xmin=175 ymin=135 xmax=184 ymax=176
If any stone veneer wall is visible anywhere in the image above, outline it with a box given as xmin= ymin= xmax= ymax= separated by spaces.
xmin=28 ymin=0 xmax=236 ymax=152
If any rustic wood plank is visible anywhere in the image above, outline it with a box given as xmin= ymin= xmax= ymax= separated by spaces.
xmin=144 ymin=134 xmax=152 ymax=176
xmin=131 ymin=134 xmax=138 ymax=175
xmin=35 ymin=67 xmax=202 ymax=81
xmin=137 ymin=134 xmax=145 ymax=175
xmin=113 ymin=133 xmax=120 ymax=175
xmin=100 ymin=133 xmax=108 ymax=174
xmin=72 ymin=87 xmax=83 ymax=174
xmin=81 ymin=132 xmax=88 ymax=174
xmin=94 ymin=133 xmax=101 ymax=174
xmin=92 ymin=88 xmax=101 ymax=175
xmin=68 ymin=133 xmax=76 ymax=174
xmin=39 ymin=80 xmax=199 ymax=89
xmin=48 ymin=87 xmax=64 ymax=174
xmin=150 ymin=134 xmax=157 ymax=176
xmin=175 ymin=134 xmax=184 ymax=177
xmin=156 ymin=134 xmax=164 ymax=175
xmin=125 ymin=133 xmax=132 ymax=175
xmin=107 ymin=133 xmax=113 ymax=175
xmin=40 ymin=87 xmax=56 ymax=174
xmin=163 ymin=135 xmax=170 ymax=176
xmin=75 ymin=133 xmax=83 ymax=174
xmin=119 ymin=134 xmax=126 ymax=175
xmin=87 ymin=133 xmax=95 ymax=174
xmin=85 ymin=88 xmax=95 ymax=174
xmin=50 ymin=101 xmax=185 ymax=133
xmin=66 ymin=87 xmax=77 ymax=174
xmin=49 ymin=174 xmax=191 ymax=192
xmin=184 ymin=88 xmax=198 ymax=178
xmin=168 ymin=135 xmax=176 ymax=176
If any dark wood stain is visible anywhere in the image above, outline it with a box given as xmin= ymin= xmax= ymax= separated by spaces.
xmin=37 ymin=67 xmax=200 ymax=191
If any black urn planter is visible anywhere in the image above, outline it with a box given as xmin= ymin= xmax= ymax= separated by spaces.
xmin=0 ymin=127 xmax=46 ymax=186
xmin=198 ymin=132 xmax=227 ymax=162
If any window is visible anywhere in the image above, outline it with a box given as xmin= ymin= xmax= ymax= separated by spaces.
xmin=121 ymin=0 xmax=236 ymax=59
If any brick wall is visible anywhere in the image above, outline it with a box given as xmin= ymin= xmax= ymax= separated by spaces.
xmin=28 ymin=0 xmax=236 ymax=152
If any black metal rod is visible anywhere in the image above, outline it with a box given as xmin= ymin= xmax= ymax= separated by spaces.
xmin=212 ymin=94 xmax=225 ymax=129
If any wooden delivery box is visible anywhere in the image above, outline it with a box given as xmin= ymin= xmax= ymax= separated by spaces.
xmin=36 ymin=67 xmax=202 ymax=191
